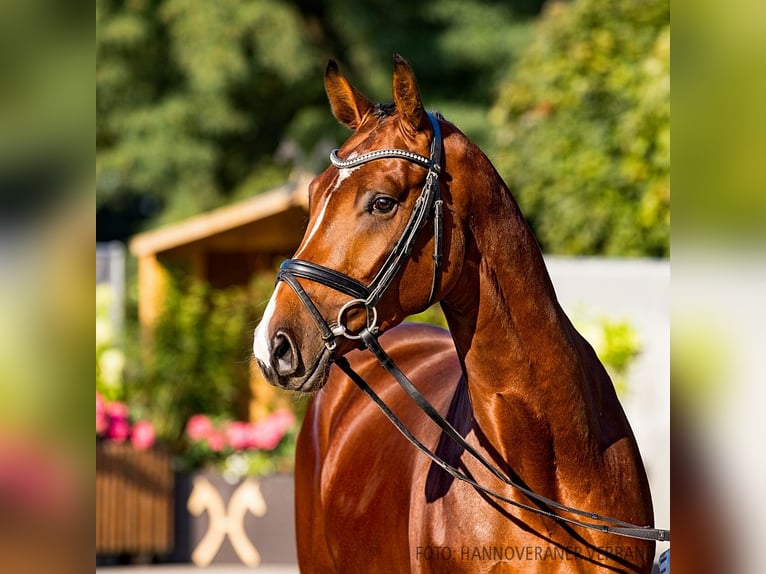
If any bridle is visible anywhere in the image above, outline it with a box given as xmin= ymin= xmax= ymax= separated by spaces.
xmin=278 ymin=111 xmax=444 ymax=353
xmin=276 ymin=112 xmax=670 ymax=544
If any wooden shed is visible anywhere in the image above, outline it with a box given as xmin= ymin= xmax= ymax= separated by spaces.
xmin=129 ymin=174 xmax=312 ymax=419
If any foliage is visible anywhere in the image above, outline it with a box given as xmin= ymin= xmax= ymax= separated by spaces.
xmin=490 ymin=0 xmax=670 ymax=256
xmin=123 ymin=271 xmax=305 ymax=476
xmin=96 ymin=0 xmax=540 ymax=240
xmin=574 ymin=312 xmax=641 ymax=395
xmin=671 ymin=316 xmax=728 ymax=415
xmin=96 ymin=284 xmax=125 ymax=402
xmin=96 ymin=0 xmax=314 ymax=229
xmin=98 ymin=0 xmax=670 ymax=258
xmin=126 ymin=274 xmax=275 ymax=453
xmin=406 ymin=304 xmax=449 ymax=330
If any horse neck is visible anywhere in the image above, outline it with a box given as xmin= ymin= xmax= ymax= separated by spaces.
xmin=440 ymin=142 xmax=616 ymax=474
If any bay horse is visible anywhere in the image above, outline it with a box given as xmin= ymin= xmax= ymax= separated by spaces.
xmin=253 ymin=55 xmax=661 ymax=573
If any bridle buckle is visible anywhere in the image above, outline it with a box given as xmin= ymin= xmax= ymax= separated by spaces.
xmin=333 ymin=298 xmax=379 ymax=341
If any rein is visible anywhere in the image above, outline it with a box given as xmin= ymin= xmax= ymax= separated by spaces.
xmin=277 ymin=112 xmax=670 ymax=543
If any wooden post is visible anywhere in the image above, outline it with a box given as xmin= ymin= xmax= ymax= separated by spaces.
xmin=188 ymin=245 xmax=207 ymax=282
xmin=137 ymin=253 xmax=168 ymax=346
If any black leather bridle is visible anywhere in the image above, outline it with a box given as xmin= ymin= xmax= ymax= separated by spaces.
xmin=276 ymin=111 xmax=670 ymax=544
xmin=278 ymin=112 xmax=444 ymax=353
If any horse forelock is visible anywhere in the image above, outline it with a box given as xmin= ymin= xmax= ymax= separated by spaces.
xmin=371 ymin=101 xmax=396 ymax=119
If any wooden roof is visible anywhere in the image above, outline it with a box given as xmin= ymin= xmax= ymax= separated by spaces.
xmin=129 ymin=173 xmax=312 ymax=257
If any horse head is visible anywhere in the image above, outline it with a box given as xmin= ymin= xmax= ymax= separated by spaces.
xmin=253 ymin=55 xmax=467 ymax=391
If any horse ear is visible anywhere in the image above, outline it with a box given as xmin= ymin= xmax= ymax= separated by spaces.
xmin=324 ymin=59 xmax=372 ymax=130
xmin=392 ymin=54 xmax=427 ymax=135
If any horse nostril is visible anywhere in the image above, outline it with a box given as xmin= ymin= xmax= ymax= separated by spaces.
xmin=255 ymin=358 xmax=272 ymax=380
xmin=271 ymin=331 xmax=298 ymax=377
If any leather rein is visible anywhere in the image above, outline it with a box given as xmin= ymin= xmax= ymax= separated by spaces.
xmin=277 ymin=112 xmax=670 ymax=543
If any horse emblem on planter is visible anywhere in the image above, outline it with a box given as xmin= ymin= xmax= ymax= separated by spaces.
xmin=187 ymin=475 xmax=267 ymax=567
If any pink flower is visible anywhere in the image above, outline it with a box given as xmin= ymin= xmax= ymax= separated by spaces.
xmin=106 ymin=401 xmax=129 ymax=421
xmin=107 ymin=417 xmax=130 ymax=443
xmin=205 ymin=430 xmax=226 ymax=452
xmin=96 ymin=392 xmax=108 ymax=435
xmin=103 ymin=401 xmax=130 ymax=442
xmin=250 ymin=418 xmax=284 ymax=451
xmin=269 ymin=408 xmax=296 ymax=433
xmin=130 ymin=420 xmax=155 ymax=450
xmin=225 ymin=421 xmax=253 ymax=451
xmin=186 ymin=415 xmax=214 ymax=442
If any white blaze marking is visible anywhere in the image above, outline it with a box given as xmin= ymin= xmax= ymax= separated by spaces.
xmin=294 ymin=166 xmax=358 ymax=259
xmin=253 ymin=282 xmax=283 ymax=364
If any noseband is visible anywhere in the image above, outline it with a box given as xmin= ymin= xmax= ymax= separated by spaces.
xmin=277 ymin=111 xmax=444 ymax=353
xmin=274 ymin=112 xmax=669 ymax=544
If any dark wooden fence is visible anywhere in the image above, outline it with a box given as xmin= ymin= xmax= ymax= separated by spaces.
xmin=96 ymin=441 xmax=174 ymax=555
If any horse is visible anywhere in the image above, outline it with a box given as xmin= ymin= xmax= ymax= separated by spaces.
xmin=253 ymin=55 xmax=658 ymax=573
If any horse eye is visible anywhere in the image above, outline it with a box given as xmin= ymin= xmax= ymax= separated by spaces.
xmin=371 ymin=196 xmax=397 ymax=214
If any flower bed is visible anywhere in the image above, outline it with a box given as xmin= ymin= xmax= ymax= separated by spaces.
xmin=182 ymin=409 xmax=297 ymax=481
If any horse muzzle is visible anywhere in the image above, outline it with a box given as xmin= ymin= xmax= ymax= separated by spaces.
xmin=254 ymin=326 xmax=333 ymax=392
xmin=253 ymin=283 xmax=335 ymax=392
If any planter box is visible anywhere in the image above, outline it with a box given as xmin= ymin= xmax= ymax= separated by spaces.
xmin=96 ymin=441 xmax=174 ymax=556
xmin=173 ymin=471 xmax=296 ymax=566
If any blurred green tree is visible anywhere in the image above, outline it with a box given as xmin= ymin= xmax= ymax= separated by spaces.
xmin=126 ymin=274 xmax=273 ymax=451
xmin=96 ymin=0 xmax=538 ymax=240
xmin=97 ymin=0 xmax=318 ymax=232
xmin=490 ymin=0 xmax=669 ymax=256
